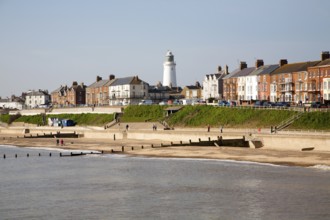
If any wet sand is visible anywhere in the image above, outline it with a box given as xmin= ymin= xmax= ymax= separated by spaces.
xmin=1 ymin=134 xmax=330 ymax=167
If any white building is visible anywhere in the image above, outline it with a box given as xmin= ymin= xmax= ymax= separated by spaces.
xmin=323 ymin=78 xmax=330 ymax=101
xmin=25 ymin=90 xmax=51 ymax=108
xmin=237 ymin=76 xmax=246 ymax=101
xmin=0 ymin=97 xmax=24 ymax=110
xmin=108 ymin=76 xmax=149 ymax=106
xmin=202 ymin=66 xmax=228 ymax=100
xmin=245 ymin=60 xmax=264 ymax=101
xmin=163 ymin=51 xmax=177 ymax=87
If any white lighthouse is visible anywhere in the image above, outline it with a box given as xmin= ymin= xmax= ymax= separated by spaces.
xmin=163 ymin=50 xmax=177 ymax=87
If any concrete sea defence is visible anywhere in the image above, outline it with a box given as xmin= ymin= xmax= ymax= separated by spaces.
xmin=0 ymin=123 xmax=329 ymax=152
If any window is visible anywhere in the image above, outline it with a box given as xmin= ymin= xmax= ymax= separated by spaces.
xmin=324 ymin=82 xmax=327 ymax=90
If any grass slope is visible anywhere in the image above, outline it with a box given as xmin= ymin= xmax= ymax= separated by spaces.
xmin=167 ymin=106 xmax=297 ymax=128
xmin=120 ymin=105 xmax=165 ymax=122
xmin=290 ymin=112 xmax=330 ymax=130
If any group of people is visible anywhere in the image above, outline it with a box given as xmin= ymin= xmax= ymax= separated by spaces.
xmin=152 ymin=124 xmax=157 ymax=131
xmin=207 ymin=124 xmax=224 ymax=133
xmin=56 ymin=139 xmax=64 ymax=146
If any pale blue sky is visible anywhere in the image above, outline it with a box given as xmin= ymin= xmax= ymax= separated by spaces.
xmin=0 ymin=0 xmax=329 ymax=97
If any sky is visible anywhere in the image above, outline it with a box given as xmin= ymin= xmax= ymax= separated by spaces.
xmin=0 ymin=0 xmax=330 ymax=97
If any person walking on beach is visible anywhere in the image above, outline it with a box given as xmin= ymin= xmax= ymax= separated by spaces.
xmin=56 ymin=139 xmax=59 ymax=146
xmin=126 ymin=124 xmax=129 ymax=131
xmin=207 ymin=124 xmax=210 ymax=132
xmin=220 ymin=125 xmax=223 ymax=133
xmin=60 ymin=139 xmax=64 ymax=146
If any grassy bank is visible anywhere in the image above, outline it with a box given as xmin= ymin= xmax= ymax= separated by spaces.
xmin=120 ymin=105 xmax=165 ymax=122
xmin=166 ymin=105 xmax=297 ymax=128
xmin=2 ymin=106 xmax=329 ymax=130
xmin=290 ymin=111 xmax=330 ymax=130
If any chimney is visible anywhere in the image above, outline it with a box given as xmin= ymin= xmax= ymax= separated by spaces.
xmin=240 ymin=61 xmax=247 ymax=70
xmin=217 ymin=66 xmax=222 ymax=72
xmin=279 ymin=59 xmax=288 ymax=67
xmin=109 ymin=74 xmax=115 ymax=80
xmin=80 ymin=82 xmax=85 ymax=87
xmin=72 ymin=81 xmax=78 ymax=86
xmin=255 ymin=59 xmax=264 ymax=68
xmin=321 ymin=51 xmax=330 ymax=61
xmin=195 ymin=81 xmax=201 ymax=88
xmin=96 ymin=76 xmax=102 ymax=82
xmin=225 ymin=65 xmax=229 ymax=75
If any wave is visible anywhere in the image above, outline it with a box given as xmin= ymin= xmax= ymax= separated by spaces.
xmin=0 ymin=144 xmax=20 ymax=149
xmin=309 ymin=164 xmax=330 ymax=171
xmin=128 ymin=156 xmax=285 ymax=167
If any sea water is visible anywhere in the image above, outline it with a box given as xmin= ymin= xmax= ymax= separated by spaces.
xmin=1 ymin=145 xmax=330 ymax=220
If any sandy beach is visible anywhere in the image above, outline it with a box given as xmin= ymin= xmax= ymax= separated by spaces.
xmin=1 ymin=131 xmax=330 ymax=167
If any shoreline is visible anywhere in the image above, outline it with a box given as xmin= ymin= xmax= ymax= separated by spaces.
xmin=1 ymin=135 xmax=330 ymax=168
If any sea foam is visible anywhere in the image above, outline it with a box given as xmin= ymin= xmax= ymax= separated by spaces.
xmin=310 ymin=164 xmax=330 ymax=171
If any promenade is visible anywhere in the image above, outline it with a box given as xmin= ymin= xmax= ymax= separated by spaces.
xmin=1 ymin=123 xmax=330 ymax=167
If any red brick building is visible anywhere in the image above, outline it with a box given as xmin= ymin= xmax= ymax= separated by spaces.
xmin=51 ymin=81 xmax=86 ymax=107
xmin=86 ymin=75 xmax=116 ymax=106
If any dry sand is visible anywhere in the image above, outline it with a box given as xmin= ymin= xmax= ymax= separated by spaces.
xmin=1 ymin=134 xmax=329 ymax=167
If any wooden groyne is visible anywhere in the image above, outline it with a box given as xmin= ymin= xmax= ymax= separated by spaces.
xmin=112 ymin=136 xmax=252 ymax=154
xmin=2 ymin=151 xmax=103 ymax=159
xmin=24 ymin=132 xmax=80 ymax=139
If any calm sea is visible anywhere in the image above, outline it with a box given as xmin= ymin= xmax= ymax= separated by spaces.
xmin=1 ymin=145 xmax=330 ymax=220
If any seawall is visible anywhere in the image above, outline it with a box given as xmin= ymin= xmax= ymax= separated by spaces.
xmin=0 ymin=126 xmax=329 ymax=152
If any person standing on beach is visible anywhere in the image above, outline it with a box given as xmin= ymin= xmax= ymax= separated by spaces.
xmin=220 ymin=125 xmax=223 ymax=133
xmin=60 ymin=139 xmax=64 ymax=146
xmin=207 ymin=124 xmax=210 ymax=132
xmin=126 ymin=124 xmax=129 ymax=131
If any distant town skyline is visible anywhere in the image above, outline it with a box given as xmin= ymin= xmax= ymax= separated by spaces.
xmin=1 ymin=0 xmax=330 ymax=97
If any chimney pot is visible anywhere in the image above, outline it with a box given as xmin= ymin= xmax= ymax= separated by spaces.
xmin=240 ymin=61 xmax=247 ymax=70
xmin=279 ymin=59 xmax=288 ymax=67
xmin=321 ymin=51 xmax=330 ymax=61
xmin=217 ymin=66 xmax=222 ymax=72
xmin=109 ymin=75 xmax=115 ymax=80
xmin=96 ymin=76 xmax=102 ymax=82
xmin=255 ymin=59 xmax=264 ymax=68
